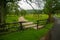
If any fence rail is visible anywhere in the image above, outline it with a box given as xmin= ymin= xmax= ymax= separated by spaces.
xmin=0 ymin=19 xmax=47 ymax=32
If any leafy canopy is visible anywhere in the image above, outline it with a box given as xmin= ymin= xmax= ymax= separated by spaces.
xmin=44 ymin=0 xmax=60 ymax=14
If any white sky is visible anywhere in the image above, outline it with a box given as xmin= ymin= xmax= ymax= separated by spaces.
xmin=18 ymin=0 xmax=44 ymax=10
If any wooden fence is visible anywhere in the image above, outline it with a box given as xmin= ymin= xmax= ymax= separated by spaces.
xmin=0 ymin=20 xmax=47 ymax=32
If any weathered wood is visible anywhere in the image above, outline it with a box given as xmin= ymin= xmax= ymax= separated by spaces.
xmin=19 ymin=22 xmax=24 ymax=30
xmin=0 ymin=20 xmax=46 ymax=32
xmin=37 ymin=20 xmax=39 ymax=30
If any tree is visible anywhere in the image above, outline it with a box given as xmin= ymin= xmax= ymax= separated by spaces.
xmin=26 ymin=0 xmax=43 ymax=20
xmin=26 ymin=0 xmax=37 ymax=13
xmin=7 ymin=2 xmax=20 ymax=15
xmin=0 ymin=0 xmax=7 ymax=24
xmin=20 ymin=10 xmax=27 ymax=16
xmin=0 ymin=0 xmax=20 ymax=32
xmin=44 ymin=0 xmax=60 ymax=22
xmin=0 ymin=0 xmax=20 ymax=24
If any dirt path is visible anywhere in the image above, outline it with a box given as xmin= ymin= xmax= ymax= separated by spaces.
xmin=40 ymin=17 xmax=60 ymax=40
xmin=50 ymin=17 xmax=60 ymax=40
xmin=18 ymin=16 xmax=43 ymax=29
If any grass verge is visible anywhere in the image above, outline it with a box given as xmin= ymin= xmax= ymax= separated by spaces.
xmin=0 ymin=23 xmax=53 ymax=40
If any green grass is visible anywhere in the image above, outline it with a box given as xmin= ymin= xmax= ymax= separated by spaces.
xmin=6 ymin=15 xmax=19 ymax=23
xmin=0 ymin=23 xmax=53 ymax=40
xmin=6 ymin=14 xmax=48 ymax=23
xmin=25 ymin=14 xmax=48 ymax=22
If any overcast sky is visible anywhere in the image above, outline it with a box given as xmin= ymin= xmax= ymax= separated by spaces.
xmin=18 ymin=0 xmax=45 ymax=10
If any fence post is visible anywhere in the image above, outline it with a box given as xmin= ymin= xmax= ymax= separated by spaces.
xmin=0 ymin=23 xmax=6 ymax=32
xmin=19 ymin=22 xmax=24 ymax=30
xmin=37 ymin=20 xmax=39 ymax=30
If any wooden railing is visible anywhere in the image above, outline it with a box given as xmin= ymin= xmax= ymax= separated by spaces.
xmin=0 ymin=19 xmax=47 ymax=32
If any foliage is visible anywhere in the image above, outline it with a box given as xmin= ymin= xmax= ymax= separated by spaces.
xmin=0 ymin=0 xmax=20 ymax=24
xmin=43 ymin=0 xmax=60 ymax=22
xmin=20 ymin=10 xmax=27 ymax=16
xmin=44 ymin=0 xmax=60 ymax=14
xmin=7 ymin=2 xmax=20 ymax=15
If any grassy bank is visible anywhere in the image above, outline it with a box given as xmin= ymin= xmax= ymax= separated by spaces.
xmin=0 ymin=23 xmax=53 ymax=40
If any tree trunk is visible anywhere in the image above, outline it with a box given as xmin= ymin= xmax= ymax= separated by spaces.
xmin=0 ymin=1 xmax=7 ymax=24
xmin=48 ymin=13 xmax=52 ymax=23
xmin=0 ymin=1 xmax=4 ymax=24
xmin=0 ymin=0 xmax=7 ymax=32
